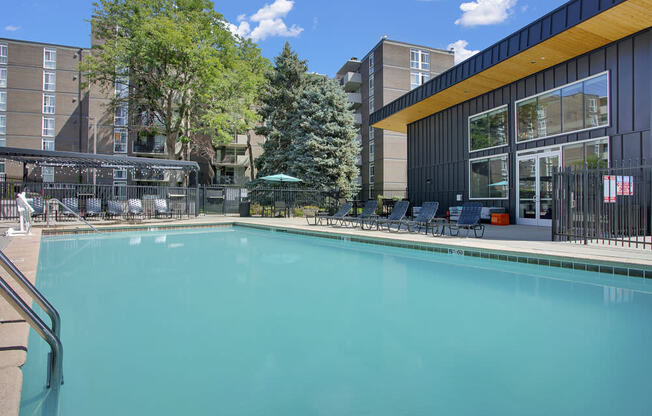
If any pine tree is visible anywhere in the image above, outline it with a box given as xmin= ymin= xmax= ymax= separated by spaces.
xmin=255 ymin=42 xmax=307 ymax=176
xmin=289 ymin=74 xmax=360 ymax=198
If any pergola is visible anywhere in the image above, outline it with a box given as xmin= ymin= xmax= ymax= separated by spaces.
xmin=0 ymin=147 xmax=200 ymax=183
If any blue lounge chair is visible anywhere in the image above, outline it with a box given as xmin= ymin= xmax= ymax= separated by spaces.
xmin=30 ymin=197 xmax=45 ymax=220
xmin=445 ymin=202 xmax=485 ymax=238
xmin=127 ymin=199 xmax=144 ymax=220
xmin=61 ymin=198 xmax=80 ymax=217
xmin=403 ymin=201 xmax=439 ymax=234
xmin=106 ymin=200 xmax=124 ymax=219
xmin=341 ymin=200 xmax=379 ymax=227
xmin=84 ymin=198 xmax=102 ymax=219
xmin=361 ymin=200 xmax=410 ymax=231
xmin=154 ymin=198 xmax=172 ymax=218
xmin=308 ymin=202 xmax=353 ymax=226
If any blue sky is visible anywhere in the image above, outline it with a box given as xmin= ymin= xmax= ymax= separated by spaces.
xmin=1 ymin=0 xmax=566 ymax=75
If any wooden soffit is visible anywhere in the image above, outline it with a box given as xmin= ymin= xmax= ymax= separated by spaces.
xmin=373 ymin=0 xmax=652 ymax=133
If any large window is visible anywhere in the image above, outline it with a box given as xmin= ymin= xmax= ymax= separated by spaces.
xmin=411 ymin=71 xmax=429 ymax=90
xmin=0 ymin=91 xmax=6 ymax=112
xmin=0 ymin=114 xmax=5 ymax=135
xmin=516 ymin=73 xmax=608 ymax=141
xmin=0 ymin=67 xmax=6 ymax=88
xmin=368 ymin=74 xmax=374 ymax=97
xmin=369 ymin=52 xmax=374 ymax=75
xmin=114 ymin=128 xmax=128 ymax=153
xmin=43 ymin=48 xmax=56 ymax=69
xmin=42 ymin=138 xmax=55 ymax=151
xmin=43 ymin=94 xmax=55 ymax=114
xmin=369 ymin=96 xmax=374 ymax=113
xmin=115 ymin=76 xmax=129 ymax=99
xmin=562 ymin=137 xmax=608 ymax=169
xmin=43 ymin=71 xmax=56 ymax=91
xmin=469 ymin=105 xmax=508 ymax=151
xmin=113 ymin=169 xmax=127 ymax=180
xmin=470 ymin=154 xmax=508 ymax=199
xmin=0 ymin=43 xmax=7 ymax=65
xmin=42 ymin=166 xmax=54 ymax=183
xmin=410 ymin=49 xmax=430 ymax=70
xmin=42 ymin=116 xmax=55 ymax=136
xmin=369 ymin=162 xmax=375 ymax=183
xmin=115 ymin=106 xmax=128 ymax=126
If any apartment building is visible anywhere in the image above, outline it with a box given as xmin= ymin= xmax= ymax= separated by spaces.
xmin=335 ymin=38 xmax=454 ymax=199
xmin=0 ymin=36 xmax=262 ymax=187
xmin=0 ymin=38 xmax=88 ymax=183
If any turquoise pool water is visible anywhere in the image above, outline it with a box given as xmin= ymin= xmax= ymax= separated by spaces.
xmin=20 ymin=226 xmax=652 ymax=415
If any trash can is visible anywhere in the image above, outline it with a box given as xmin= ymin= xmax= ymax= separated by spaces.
xmin=239 ymin=202 xmax=251 ymax=217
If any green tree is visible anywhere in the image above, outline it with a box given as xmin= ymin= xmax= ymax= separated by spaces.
xmin=255 ymin=42 xmax=307 ymax=176
xmin=289 ymin=74 xmax=360 ymax=198
xmin=82 ymin=0 xmax=268 ymax=165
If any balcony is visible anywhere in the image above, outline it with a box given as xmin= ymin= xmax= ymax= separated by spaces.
xmin=356 ymin=154 xmax=362 ymax=166
xmin=133 ymin=135 xmax=166 ymax=155
xmin=228 ymin=134 xmax=248 ymax=146
xmin=132 ymin=169 xmax=168 ymax=182
xmin=215 ymin=155 xmax=249 ymax=166
xmin=340 ymin=72 xmax=361 ymax=92
xmin=347 ymin=93 xmax=362 ymax=110
xmin=353 ymin=112 xmax=362 ymax=126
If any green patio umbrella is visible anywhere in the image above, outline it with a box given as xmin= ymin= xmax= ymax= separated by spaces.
xmin=259 ymin=173 xmax=303 ymax=183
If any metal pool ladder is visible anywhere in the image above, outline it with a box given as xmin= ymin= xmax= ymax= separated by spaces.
xmin=0 ymin=250 xmax=63 ymax=388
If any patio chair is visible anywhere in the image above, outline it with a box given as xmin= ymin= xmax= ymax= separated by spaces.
xmin=340 ymin=200 xmax=378 ymax=228
xmin=361 ymin=200 xmax=410 ymax=231
xmin=445 ymin=202 xmax=485 ymax=238
xmin=402 ymin=201 xmax=439 ymax=234
xmin=273 ymin=201 xmax=288 ymax=217
xmin=127 ymin=199 xmax=144 ymax=220
xmin=154 ymin=198 xmax=172 ymax=218
xmin=30 ymin=197 xmax=45 ymax=221
xmin=84 ymin=198 xmax=102 ymax=219
xmin=61 ymin=198 xmax=80 ymax=217
xmin=106 ymin=200 xmax=125 ymax=220
xmin=307 ymin=202 xmax=353 ymax=226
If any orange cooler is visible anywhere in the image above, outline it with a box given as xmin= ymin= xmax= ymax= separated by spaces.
xmin=491 ymin=213 xmax=510 ymax=226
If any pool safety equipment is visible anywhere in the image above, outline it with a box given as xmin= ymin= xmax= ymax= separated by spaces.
xmin=6 ymin=192 xmax=35 ymax=236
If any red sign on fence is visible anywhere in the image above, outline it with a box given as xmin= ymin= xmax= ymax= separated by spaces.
xmin=603 ymin=175 xmax=634 ymax=203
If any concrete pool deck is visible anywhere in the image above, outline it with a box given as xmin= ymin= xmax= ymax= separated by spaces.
xmin=0 ymin=214 xmax=650 ymax=415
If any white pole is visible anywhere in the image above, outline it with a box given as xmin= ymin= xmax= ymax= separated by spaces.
xmin=93 ymin=118 xmax=97 ymax=190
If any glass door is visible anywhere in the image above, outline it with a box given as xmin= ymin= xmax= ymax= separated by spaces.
xmin=516 ymin=151 xmax=560 ymax=226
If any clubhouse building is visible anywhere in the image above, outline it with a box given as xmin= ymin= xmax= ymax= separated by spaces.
xmin=370 ymin=0 xmax=651 ymax=226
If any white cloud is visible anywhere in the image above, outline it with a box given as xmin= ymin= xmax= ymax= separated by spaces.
xmin=227 ymin=21 xmax=252 ymax=38
xmin=455 ymin=0 xmax=517 ymax=27
xmin=228 ymin=0 xmax=303 ymax=42
xmin=250 ymin=19 xmax=302 ymax=41
xmin=447 ymin=40 xmax=480 ymax=64
xmin=250 ymin=0 xmax=294 ymax=22
xmin=4 ymin=25 xmax=21 ymax=32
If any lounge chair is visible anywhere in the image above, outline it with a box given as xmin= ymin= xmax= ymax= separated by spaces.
xmin=61 ymin=198 xmax=80 ymax=217
xmin=127 ymin=199 xmax=144 ymax=220
xmin=106 ymin=200 xmax=125 ymax=219
xmin=403 ymin=201 xmax=439 ymax=234
xmin=30 ymin=197 xmax=45 ymax=220
xmin=341 ymin=200 xmax=378 ymax=228
xmin=361 ymin=200 xmax=410 ymax=231
xmin=154 ymin=199 xmax=172 ymax=218
xmin=307 ymin=202 xmax=352 ymax=226
xmin=84 ymin=198 xmax=102 ymax=219
xmin=444 ymin=202 xmax=485 ymax=238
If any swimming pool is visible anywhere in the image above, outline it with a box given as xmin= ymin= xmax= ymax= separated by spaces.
xmin=20 ymin=225 xmax=652 ymax=415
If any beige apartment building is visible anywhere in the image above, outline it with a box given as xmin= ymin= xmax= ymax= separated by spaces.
xmin=335 ymin=38 xmax=454 ymax=199
xmin=0 ymin=36 xmax=262 ymax=186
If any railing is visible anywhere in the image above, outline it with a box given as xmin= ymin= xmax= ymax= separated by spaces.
xmin=48 ymin=198 xmax=99 ymax=232
xmin=552 ymin=161 xmax=652 ymax=249
xmin=0 ymin=182 xmax=198 ymax=220
xmin=0 ymin=251 xmax=63 ymax=388
xmin=132 ymin=141 xmax=166 ymax=154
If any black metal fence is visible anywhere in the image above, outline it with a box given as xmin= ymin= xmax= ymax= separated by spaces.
xmin=0 ymin=181 xmax=198 ymax=220
xmin=552 ymin=162 xmax=652 ymax=249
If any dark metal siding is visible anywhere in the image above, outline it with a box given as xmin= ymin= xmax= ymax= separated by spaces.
xmin=370 ymin=0 xmax=628 ymax=125
xmin=407 ymin=29 xmax=651 ymax=220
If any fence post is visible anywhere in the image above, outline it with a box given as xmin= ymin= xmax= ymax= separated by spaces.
xmin=195 ymin=183 xmax=200 ymax=217
xmin=551 ymin=168 xmax=556 ymax=242
xmin=583 ymin=164 xmax=589 ymax=245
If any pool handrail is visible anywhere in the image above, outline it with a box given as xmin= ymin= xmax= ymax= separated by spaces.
xmin=0 ymin=273 xmax=63 ymax=388
xmin=48 ymin=198 xmax=98 ymax=232
xmin=0 ymin=250 xmax=61 ymax=338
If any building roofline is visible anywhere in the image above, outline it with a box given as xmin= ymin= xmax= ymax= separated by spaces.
xmin=0 ymin=37 xmax=88 ymax=51
xmin=371 ymin=0 xmax=650 ymax=133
